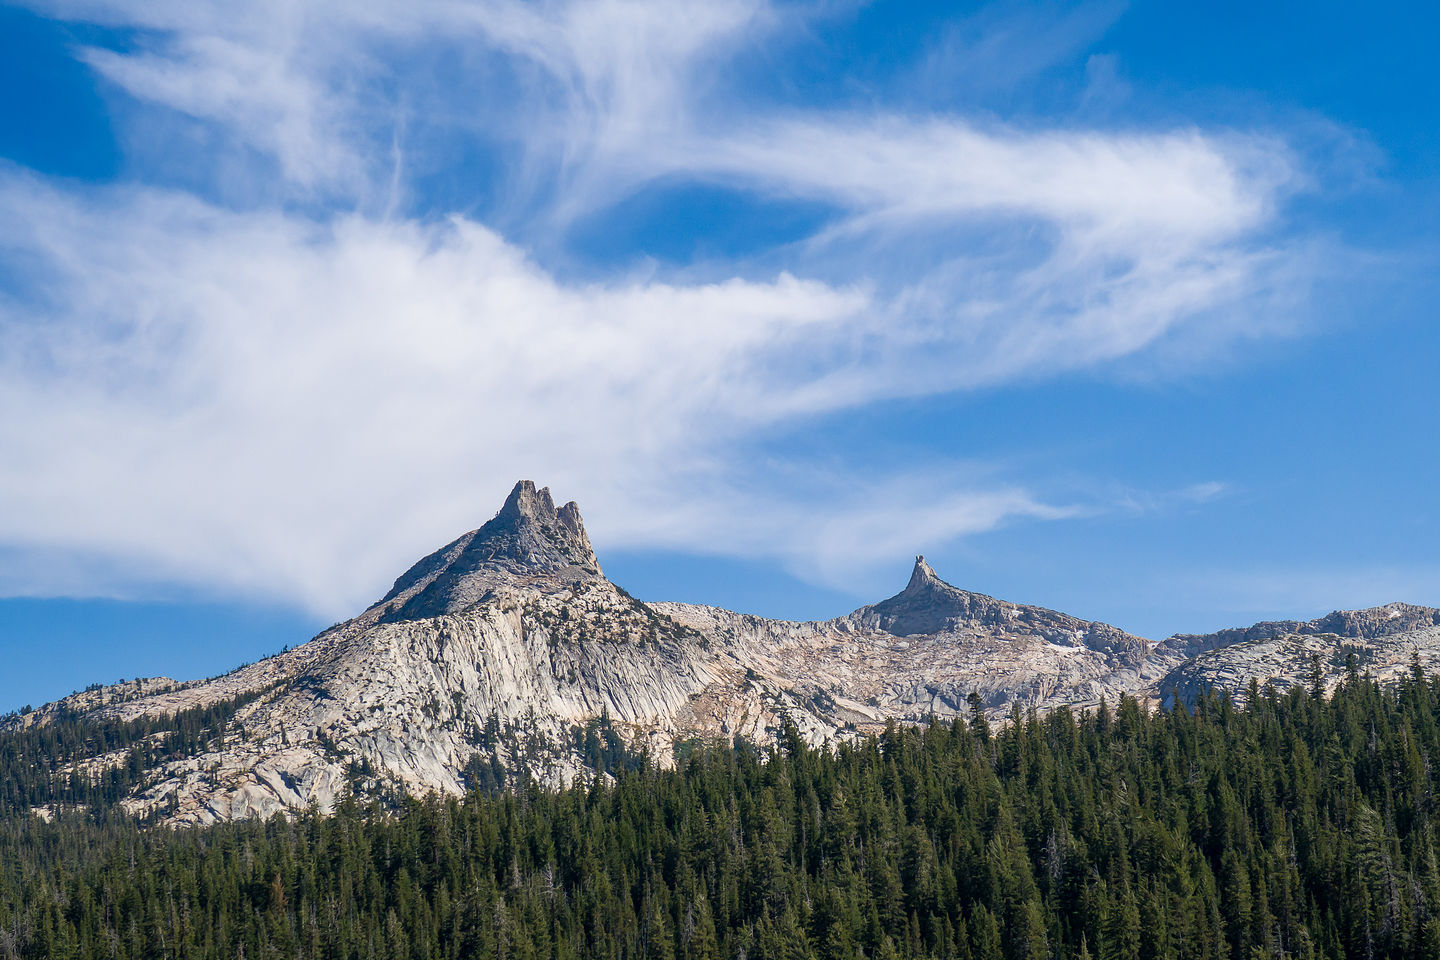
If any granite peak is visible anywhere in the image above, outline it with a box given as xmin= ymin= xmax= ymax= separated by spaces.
xmin=373 ymin=480 xmax=601 ymax=622
xmin=10 ymin=480 xmax=1440 ymax=826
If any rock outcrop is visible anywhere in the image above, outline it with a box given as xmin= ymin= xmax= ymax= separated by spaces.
xmin=373 ymin=479 xmax=603 ymax=622
xmin=8 ymin=481 xmax=1438 ymax=825
xmin=851 ymin=555 xmax=1149 ymax=662
xmin=1152 ymin=602 xmax=1440 ymax=706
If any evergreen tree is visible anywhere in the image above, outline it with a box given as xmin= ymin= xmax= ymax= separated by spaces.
xmin=3 ymin=673 xmax=1440 ymax=958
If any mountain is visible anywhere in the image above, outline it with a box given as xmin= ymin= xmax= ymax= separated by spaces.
xmin=7 ymin=480 xmax=1439 ymax=825
xmin=1154 ymin=601 xmax=1440 ymax=706
xmin=372 ymin=480 xmax=604 ymax=622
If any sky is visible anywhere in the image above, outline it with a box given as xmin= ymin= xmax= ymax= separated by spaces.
xmin=0 ymin=0 xmax=1437 ymax=713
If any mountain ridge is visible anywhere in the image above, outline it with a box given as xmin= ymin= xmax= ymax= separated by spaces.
xmin=9 ymin=480 xmax=1438 ymax=825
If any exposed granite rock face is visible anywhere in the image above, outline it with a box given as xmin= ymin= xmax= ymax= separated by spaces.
xmin=8 ymin=482 xmax=1438 ymax=826
xmin=851 ymin=556 xmax=1149 ymax=664
xmin=653 ymin=555 xmax=1163 ymax=731
xmin=374 ymin=480 xmax=602 ymax=622
xmin=1152 ymin=602 xmax=1440 ymax=707
xmin=8 ymin=677 xmax=180 ymax=731
xmin=1160 ymin=602 xmax=1440 ymax=660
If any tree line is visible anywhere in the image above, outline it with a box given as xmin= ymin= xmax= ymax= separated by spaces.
xmin=2 ymin=668 xmax=1439 ymax=959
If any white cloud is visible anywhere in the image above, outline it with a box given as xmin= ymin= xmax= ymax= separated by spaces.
xmin=83 ymin=36 xmax=353 ymax=189
xmin=0 ymin=164 xmax=1294 ymax=613
xmin=0 ymin=0 xmax=1320 ymax=613
xmin=713 ymin=119 xmax=1289 ymax=243
xmin=1114 ymin=481 xmax=1228 ymax=516
xmin=36 ymin=0 xmax=772 ymax=204
xmin=910 ymin=0 xmax=1128 ymax=102
xmin=1 ymin=175 xmax=1061 ymax=613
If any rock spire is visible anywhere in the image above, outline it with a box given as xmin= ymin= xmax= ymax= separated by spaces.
xmin=375 ymin=480 xmax=602 ymax=621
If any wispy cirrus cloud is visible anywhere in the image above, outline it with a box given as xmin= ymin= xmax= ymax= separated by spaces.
xmin=0 ymin=0 xmax=1322 ymax=612
xmin=0 ymin=170 xmax=1097 ymax=612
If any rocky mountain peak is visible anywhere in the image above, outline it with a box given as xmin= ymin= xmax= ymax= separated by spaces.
xmin=859 ymin=558 xmax=1000 ymax=636
xmin=18 ymin=476 xmax=1438 ymax=827
xmin=497 ymin=478 xmax=555 ymax=522
xmin=907 ymin=555 xmax=941 ymax=590
xmin=373 ymin=480 xmax=602 ymax=621
xmin=1161 ymin=600 xmax=1440 ymax=660
xmin=1312 ymin=602 xmax=1440 ymax=638
xmin=849 ymin=557 xmax=1149 ymax=662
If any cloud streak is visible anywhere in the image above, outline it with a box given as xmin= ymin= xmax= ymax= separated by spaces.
xmin=0 ymin=0 xmax=1319 ymax=613
xmin=0 ymin=173 xmax=1080 ymax=612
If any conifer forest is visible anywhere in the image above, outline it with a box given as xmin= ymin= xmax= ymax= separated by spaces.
xmin=3 ymin=672 xmax=1440 ymax=960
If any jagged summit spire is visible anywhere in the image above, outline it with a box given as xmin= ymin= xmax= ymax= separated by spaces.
xmin=498 ymin=481 xmax=593 ymax=555
xmin=473 ymin=481 xmax=598 ymax=574
xmin=374 ymin=480 xmax=602 ymax=621
xmin=498 ymin=479 xmax=555 ymax=520
xmin=853 ymin=554 xmax=973 ymax=636
xmin=907 ymin=555 xmax=940 ymax=590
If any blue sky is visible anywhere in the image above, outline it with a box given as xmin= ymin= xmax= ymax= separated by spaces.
xmin=0 ymin=0 xmax=1436 ymax=713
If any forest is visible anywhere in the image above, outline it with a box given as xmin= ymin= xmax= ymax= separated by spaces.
xmin=2 ymin=668 xmax=1439 ymax=960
